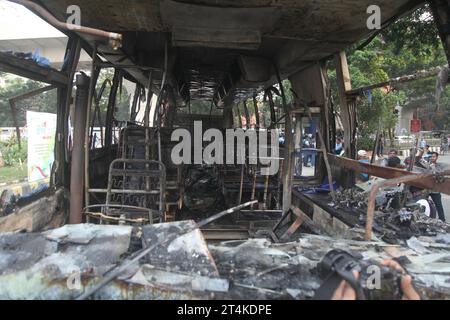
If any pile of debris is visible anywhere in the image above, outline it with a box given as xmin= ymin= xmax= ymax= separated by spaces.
xmin=329 ymin=188 xmax=368 ymax=211
xmin=371 ymin=206 xmax=450 ymax=244
xmin=181 ymin=167 xmax=226 ymax=220
xmin=322 ymin=185 xmax=450 ymax=245
xmin=1 ymin=222 xmax=450 ymax=300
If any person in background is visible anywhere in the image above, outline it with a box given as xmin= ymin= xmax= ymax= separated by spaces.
xmin=387 ymin=156 xmax=406 ymax=169
xmin=420 ymin=137 xmax=426 ymax=149
xmin=302 ymin=135 xmax=312 ymax=167
xmin=376 ymin=134 xmax=384 ymax=157
xmin=440 ymin=135 xmax=448 ymax=155
xmin=423 ymin=145 xmax=433 ymax=162
xmin=357 ymin=150 xmax=370 ymax=182
xmin=335 ymin=137 xmax=344 ymax=155
xmin=429 ymin=152 xmax=446 ymax=222
xmin=409 ymin=148 xmax=428 ymax=169
xmin=381 ymin=149 xmax=398 ymax=167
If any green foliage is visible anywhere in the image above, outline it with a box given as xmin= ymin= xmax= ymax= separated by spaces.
xmin=93 ymin=68 xmax=130 ymax=125
xmin=381 ymin=4 xmax=440 ymax=56
xmin=0 ymin=72 xmax=57 ymax=127
xmin=0 ymin=136 xmax=27 ymax=166
xmin=328 ymin=4 xmax=450 ymax=137
xmin=357 ymin=136 xmax=375 ymax=151
xmin=0 ymin=163 xmax=27 ymax=184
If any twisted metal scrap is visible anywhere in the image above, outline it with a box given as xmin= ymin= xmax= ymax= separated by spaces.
xmin=365 ymin=171 xmax=450 ymax=241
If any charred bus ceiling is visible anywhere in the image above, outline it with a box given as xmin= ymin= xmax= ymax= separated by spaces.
xmin=9 ymin=0 xmax=430 ymax=104
xmin=1 ymin=0 xmax=450 ymax=233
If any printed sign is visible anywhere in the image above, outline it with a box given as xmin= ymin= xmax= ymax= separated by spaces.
xmin=410 ymin=119 xmax=421 ymax=134
xmin=26 ymin=111 xmax=57 ymax=182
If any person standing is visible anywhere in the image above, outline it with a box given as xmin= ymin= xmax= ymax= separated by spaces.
xmin=429 ymin=152 xmax=446 ymax=222
xmin=420 ymin=137 xmax=426 ymax=149
xmin=376 ymin=134 xmax=384 ymax=157
xmin=441 ymin=135 xmax=448 ymax=155
xmin=357 ymin=150 xmax=370 ymax=182
xmin=335 ymin=137 xmax=344 ymax=155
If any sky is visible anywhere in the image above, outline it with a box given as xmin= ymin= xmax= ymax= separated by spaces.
xmin=0 ymin=0 xmax=65 ymax=40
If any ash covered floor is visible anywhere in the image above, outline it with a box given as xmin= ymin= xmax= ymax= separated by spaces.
xmin=1 ymin=221 xmax=450 ymax=300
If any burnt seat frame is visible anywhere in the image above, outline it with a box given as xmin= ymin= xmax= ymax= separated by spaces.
xmin=84 ymin=159 xmax=166 ymax=225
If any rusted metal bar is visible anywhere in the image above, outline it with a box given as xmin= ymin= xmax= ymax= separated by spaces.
xmin=104 ymin=69 xmax=121 ymax=148
xmin=266 ymin=89 xmax=277 ymax=128
xmin=263 ymin=174 xmax=270 ymax=209
xmin=9 ymin=84 xmax=56 ymax=102
xmin=334 ymin=51 xmax=356 ymax=187
xmin=143 ymin=71 xmax=153 ymax=127
xmin=276 ymin=158 xmax=284 ymax=210
xmin=290 ymin=206 xmax=324 ymax=235
xmin=371 ymin=128 xmax=381 ymax=164
xmin=365 ymin=173 xmax=433 ymax=241
xmin=272 ymin=114 xmax=286 ymax=127
xmin=274 ymin=64 xmax=294 ymax=214
xmin=240 ymin=210 xmax=282 ymax=213
xmin=242 ymin=100 xmax=250 ymax=129
xmin=84 ymin=204 xmax=157 ymax=224
xmin=62 ymin=38 xmax=82 ymax=171
xmin=346 ymin=65 xmax=447 ymax=96
xmin=253 ymin=95 xmax=260 ymax=129
xmin=250 ymin=166 xmax=257 ymax=209
xmin=94 ymin=61 xmax=163 ymax=72
xmin=0 ymin=52 xmax=68 ymax=86
xmin=320 ymin=63 xmax=332 ymax=152
xmin=283 ymin=216 xmax=304 ymax=239
xmin=70 ymin=73 xmax=89 ymax=224
xmin=238 ymin=164 xmax=245 ymax=205
xmin=84 ymin=45 xmax=99 ymax=211
xmin=92 ymin=79 xmax=109 ymax=147
xmin=197 ymin=200 xmax=258 ymax=227
xmin=130 ymin=85 xmax=140 ymax=122
xmin=328 ymin=154 xmax=450 ymax=195
xmin=8 ymin=0 xmax=122 ymax=48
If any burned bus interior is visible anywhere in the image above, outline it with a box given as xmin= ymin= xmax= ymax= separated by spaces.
xmin=0 ymin=0 xmax=450 ymax=300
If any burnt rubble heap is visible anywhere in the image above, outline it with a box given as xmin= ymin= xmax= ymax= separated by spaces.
xmin=327 ymin=187 xmax=450 ymax=244
xmin=1 ymin=222 xmax=450 ymax=300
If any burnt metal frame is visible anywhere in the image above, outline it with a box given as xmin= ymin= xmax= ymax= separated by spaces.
xmin=364 ymin=170 xmax=450 ymax=241
xmin=264 ymin=86 xmax=279 ymax=129
xmin=90 ymin=78 xmax=112 ymax=148
xmin=84 ymin=158 xmax=166 ymax=224
xmin=119 ymin=127 xmax=158 ymax=160
xmin=271 ymin=205 xmax=322 ymax=242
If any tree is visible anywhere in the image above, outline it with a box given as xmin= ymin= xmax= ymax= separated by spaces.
xmin=93 ymin=68 xmax=130 ymax=125
xmin=328 ymin=3 xmax=450 ymax=146
xmin=0 ymin=72 xmax=57 ymax=127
